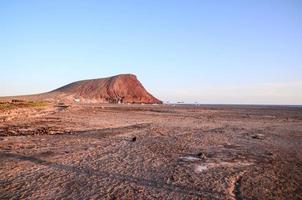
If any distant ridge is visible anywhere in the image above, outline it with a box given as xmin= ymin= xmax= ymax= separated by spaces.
xmin=0 ymin=74 xmax=162 ymax=104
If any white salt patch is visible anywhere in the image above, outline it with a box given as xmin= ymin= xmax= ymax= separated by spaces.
xmin=194 ymin=165 xmax=208 ymax=173
xmin=74 ymin=98 xmax=80 ymax=103
xmin=179 ymin=156 xmax=200 ymax=162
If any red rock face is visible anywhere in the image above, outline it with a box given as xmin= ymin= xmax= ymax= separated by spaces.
xmin=52 ymin=74 xmax=162 ymax=104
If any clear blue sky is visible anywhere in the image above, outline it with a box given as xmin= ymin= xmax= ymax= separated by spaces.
xmin=1 ymin=0 xmax=301 ymax=104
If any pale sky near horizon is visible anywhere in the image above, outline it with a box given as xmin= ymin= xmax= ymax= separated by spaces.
xmin=0 ymin=0 xmax=302 ymax=104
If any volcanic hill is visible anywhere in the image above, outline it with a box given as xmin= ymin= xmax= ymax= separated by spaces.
xmin=1 ymin=74 xmax=162 ymax=104
xmin=52 ymin=74 xmax=162 ymax=104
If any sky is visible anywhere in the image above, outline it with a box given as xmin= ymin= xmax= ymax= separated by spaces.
xmin=0 ymin=0 xmax=302 ymax=104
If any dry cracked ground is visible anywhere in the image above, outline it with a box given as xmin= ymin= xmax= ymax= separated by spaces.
xmin=0 ymin=103 xmax=302 ymax=200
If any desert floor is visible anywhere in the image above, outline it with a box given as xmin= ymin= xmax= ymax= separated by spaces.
xmin=0 ymin=103 xmax=302 ymax=200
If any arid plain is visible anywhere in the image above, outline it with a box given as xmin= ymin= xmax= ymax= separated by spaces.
xmin=0 ymin=101 xmax=301 ymax=200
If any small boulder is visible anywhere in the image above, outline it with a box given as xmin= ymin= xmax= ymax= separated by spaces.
xmin=196 ymin=152 xmax=207 ymax=159
xmin=251 ymin=134 xmax=264 ymax=140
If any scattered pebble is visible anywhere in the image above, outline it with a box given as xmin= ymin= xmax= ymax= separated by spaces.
xmin=196 ymin=152 xmax=207 ymax=159
xmin=251 ymin=134 xmax=264 ymax=140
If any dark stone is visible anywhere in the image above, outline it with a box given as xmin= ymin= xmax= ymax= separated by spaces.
xmin=196 ymin=152 xmax=206 ymax=159
xmin=251 ymin=134 xmax=264 ymax=140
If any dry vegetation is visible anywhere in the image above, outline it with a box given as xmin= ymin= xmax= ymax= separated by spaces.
xmin=0 ymin=100 xmax=49 ymax=111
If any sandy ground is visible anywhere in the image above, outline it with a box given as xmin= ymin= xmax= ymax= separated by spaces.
xmin=0 ymin=103 xmax=302 ymax=200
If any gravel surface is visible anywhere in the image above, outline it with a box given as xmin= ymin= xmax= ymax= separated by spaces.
xmin=0 ymin=104 xmax=301 ymax=199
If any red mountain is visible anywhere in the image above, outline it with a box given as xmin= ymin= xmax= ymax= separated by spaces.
xmin=50 ymin=74 xmax=162 ymax=104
